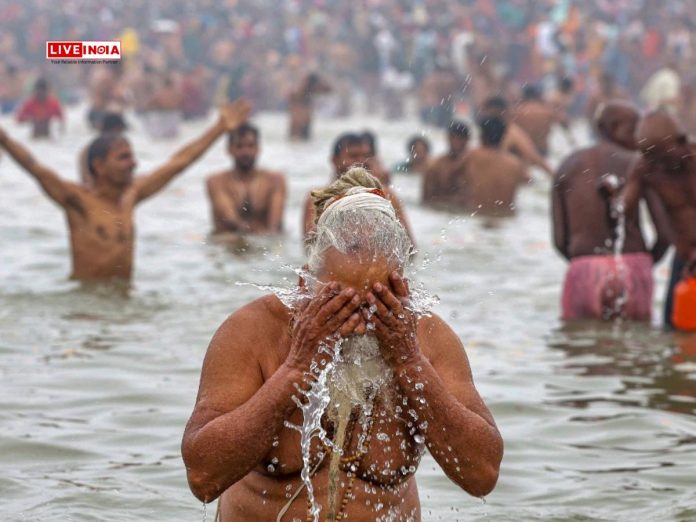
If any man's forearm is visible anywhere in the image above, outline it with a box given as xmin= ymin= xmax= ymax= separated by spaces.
xmin=0 ymin=131 xmax=39 ymax=173
xmin=183 ymin=363 xmax=304 ymax=502
xmin=170 ymin=119 xmax=225 ymax=170
xmin=394 ymin=354 xmax=502 ymax=497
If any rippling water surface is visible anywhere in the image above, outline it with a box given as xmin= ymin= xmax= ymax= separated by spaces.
xmin=1 ymin=107 xmax=695 ymax=521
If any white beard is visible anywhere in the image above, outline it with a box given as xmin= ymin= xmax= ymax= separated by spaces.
xmin=326 ymin=335 xmax=392 ymax=420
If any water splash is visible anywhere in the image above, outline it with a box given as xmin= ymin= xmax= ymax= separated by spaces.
xmin=609 ymin=195 xmax=628 ymax=324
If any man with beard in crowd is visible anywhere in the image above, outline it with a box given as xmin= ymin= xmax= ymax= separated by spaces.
xmin=206 ymin=122 xmax=286 ymax=236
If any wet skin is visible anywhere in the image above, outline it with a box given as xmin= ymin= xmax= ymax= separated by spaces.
xmin=455 ymin=146 xmax=529 ymax=217
xmin=207 ymin=133 xmax=286 ymax=235
xmin=182 ymin=248 xmax=503 ymax=521
xmin=553 ymin=103 xmax=672 ymax=262
xmin=622 ymin=112 xmax=696 ymax=276
xmin=422 ymin=135 xmax=469 ymax=208
xmin=0 ymin=99 xmax=251 ymax=281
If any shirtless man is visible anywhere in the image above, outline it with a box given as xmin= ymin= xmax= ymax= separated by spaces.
xmin=455 ymin=116 xmax=529 ymax=216
xmin=79 ymin=112 xmax=127 ymax=186
xmin=16 ymin=78 xmax=64 ymax=139
xmin=481 ymin=96 xmax=553 ymax=177
xmin=143 ymin=72 xmax=183 ymax=140
xmin=552 ymin=101 xmax=672 ymax=321
xmin=621 ymin=110 xmax=696 ymax=327
xmin=394 ymin=136 xmax=431 ymax=175
xmin=182 ymin=169 xmax=503 ymax=521
xmin=302 ymin=133 xmax=414 ymax=246
xmin=422 ymin=120 xmax=470 ymax=209
xmin=0 ymin=99 xmax=250 ymax=281
xmin=288 ymin=73 xmax=331 ymax=141
xmin=360 ymin=130 xmax=391 ymax=185
xmin=207 ymin=122 xmax=286 ymax=235
xmin=512 ymin=84 xmax=570 ymax=157
xmin=87 ymin=63 xmax=127 ymax=129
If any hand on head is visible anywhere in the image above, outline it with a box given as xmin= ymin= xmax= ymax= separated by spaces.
xmin=219 ymin=98 xmax=252 ymax=132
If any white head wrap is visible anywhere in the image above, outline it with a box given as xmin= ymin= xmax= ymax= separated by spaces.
xmin=316 ymin=187 xmax=396 ymax=226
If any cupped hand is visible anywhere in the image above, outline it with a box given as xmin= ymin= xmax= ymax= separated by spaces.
xmin=363 ymin=271 xmax=420 ymax=367
xmin=285 ymin=282 xmax=363 ymax=373
xmin=219 ymin=98 xmax=252 ymax=131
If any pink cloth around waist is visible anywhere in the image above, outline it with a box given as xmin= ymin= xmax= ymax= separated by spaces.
xmin=562 ymin=252 xmax=653 ymax=321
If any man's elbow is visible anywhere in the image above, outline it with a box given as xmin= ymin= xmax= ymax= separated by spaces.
xmin=186 ymin=466 xmax=223 ymax=503
xmin=465 ymin=461 xmax=500 ymax=498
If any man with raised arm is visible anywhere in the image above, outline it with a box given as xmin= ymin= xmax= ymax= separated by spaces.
xmin=183 ymin=168 xmax=503 ymax=521
xmin=0 ymin=99 xmax=250 ymax=281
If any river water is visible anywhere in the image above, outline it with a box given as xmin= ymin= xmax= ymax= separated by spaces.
xmin=1 ymin=107 xmax=694 ymax=521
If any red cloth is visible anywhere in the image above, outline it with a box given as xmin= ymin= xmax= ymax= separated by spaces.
xmin=562 ymin=253 xmax=653 ymax=321
xmin=16 ymin=96 xmax=63 ymax=123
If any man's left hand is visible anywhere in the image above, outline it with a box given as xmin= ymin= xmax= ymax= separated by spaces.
xmin=364 ymin=271 xmax=420 ymax=368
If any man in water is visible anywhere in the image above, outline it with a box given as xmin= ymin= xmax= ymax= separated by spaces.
xmin=16 ymin=78 xmax=64 ymax=139
xmin=79 ymin=112 xmax=128 ymax=186
xmin=480 ymin=96 xmax=553 ymax=177
xmin=206 ymin=122 xmax=286 ymax=235
xmin=288 ymin=72 xmax=332 ymax=141
xmin=0 ymin=99 xmax=250 ymax=281
xmin=512 ymin=84 xmax=572 ymax=157
xmin=552 ymin=101 xmax=672 ymax=321
xmin=454 ymin=116 xmax=529 ymax=216
xmin=394 ymin=136 xmax=431 ymax=175
xmin=622 ymin=110 xmax=696 ymax=326
xmin=182 ymin=168 xmax=503 ymax=521
xmin=302 ymin=133 xmax=413 ymax=246
xmin=422 ymin=120 xmax=470 ymax=209
xmin=360 ymin=130 xmax=391 ymax=185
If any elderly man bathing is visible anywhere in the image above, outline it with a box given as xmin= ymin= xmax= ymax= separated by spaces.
xmin=182 ymin=169 xmax=503 ymax=520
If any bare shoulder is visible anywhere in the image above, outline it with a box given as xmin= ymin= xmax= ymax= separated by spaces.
xmin=213 ymin=294 xmax=289 ymax=348
xmin=554 ymin=147 xmax=591 ymax=183
xmin=259 ymin=169 xmax=287 ymax=186
xmin=205 ymin=170 xmax=230 ymax=188
xmin=416 ymin=313 xmax=467 ymax=362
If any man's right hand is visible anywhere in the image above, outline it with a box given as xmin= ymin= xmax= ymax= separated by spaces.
xmin=285 ymin=283 xmax=362 ymax=374
xmin=219 ymin=98 xmax=252 ymax=132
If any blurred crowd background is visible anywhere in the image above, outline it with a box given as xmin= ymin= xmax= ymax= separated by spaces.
xmin=1 ymin=0 xmax=695 ymax=131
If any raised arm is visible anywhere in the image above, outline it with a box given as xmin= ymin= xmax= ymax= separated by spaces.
xmin=133 ymin=99 xmax=251 ymax=203
xmin=0 ymin=126 xmax=77 ymax=205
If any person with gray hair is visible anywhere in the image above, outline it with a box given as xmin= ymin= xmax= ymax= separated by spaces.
xmin=183 ymin=168 xmax=503 ymax=521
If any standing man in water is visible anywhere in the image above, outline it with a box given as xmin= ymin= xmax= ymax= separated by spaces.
xmin=454 ymin=116 xmax=529 ymax=216
xmin=16 ymin=78 xmax=64 ymax=139
xmin=552 ymin=101 xmax=672 ymax=321
xmin=0 ymin=99 xmax=251 ymax=281
xmin=422 ymin=120 xmax=470 ymax=209
xmin=621 ymin=110 xmax=696 ymax=327
xmin=182 ymin=169 xmax=503 ymax=521
xmin=288 ymin=72 xmax=332 ymax=141
xmin=206 ymin=122 xmax=286 ymax=235
xmin=480 ymin=96 xmax=553 ymax=177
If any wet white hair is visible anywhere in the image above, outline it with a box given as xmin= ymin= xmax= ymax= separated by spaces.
xmin=306 ymin=168 xmax=412 ymax=274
